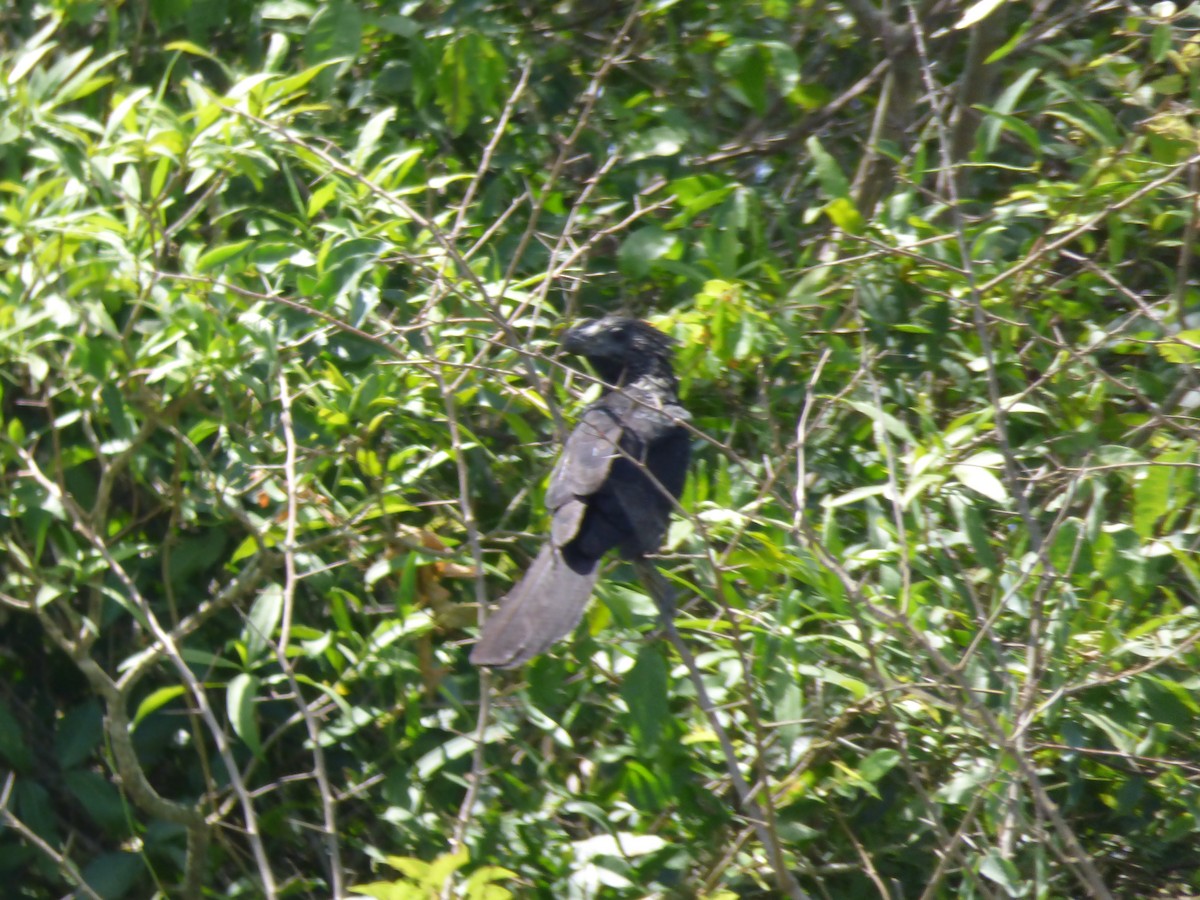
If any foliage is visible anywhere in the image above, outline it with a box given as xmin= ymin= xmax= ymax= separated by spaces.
xmin=2 ymin=0 xmax=1200 ymax=897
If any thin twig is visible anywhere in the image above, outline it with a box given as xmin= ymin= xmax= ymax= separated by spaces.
xmin=0 ymin=773 xmax=105 ymax=900
xmin=12 ymin=445 xmax=280 ymax=898
xmin=633 ymin=560 xmax=812 ymax=900
xmin=276 ymin=372 xmax=344 ymax=897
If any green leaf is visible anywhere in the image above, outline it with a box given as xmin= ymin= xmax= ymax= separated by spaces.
xmin=133 ymin=685 xmax=189 ymax=726
xmin=0 ymin=700 xmax=34 ymax=772
xmin=1048 ymin=517 xmax=1087 ymax=573
xmin=845 ymin=400 xmax=917 ymax=443
xmin=625 ymin=126 xmax=688 ymax=162
xmin=668 ymin=175 xmax=736 ymax=223
xmin=378 ymin=15 xmax=419 ymax=38
xmin=823 ymin=197 xmax=865 ymax=233
xmin=348 ymin=881 xmax=416 ymax=899
xmin=975 ymin=100 xmax=1042 ymax=159
xmin=307 ymin=182 xmax=338 ymax=219
xmin=464 ymin=865 xmax=517 ymax=899
xmin=9 ymin=40 xmax=57 ymax=85
xmin=952 ymin=494 xmax=1000 ymax=571
xmin=978 ymin=848 xmax=1025 ymax=896
xmin=265 ymin=59 xmax=341 ymax=101
xmin=428 ymin=850 xmax=470 ymax=887
xmin=788 ymin=81 xmax=831 ymax=109
xmin=617 ymin=226 xmax=681 ymax=277
xmin=50 ymin=49 xmax=120 ymax=104
xmin=304 ymin=0 xmax=363 ymax=88
xmin=984 ymin=21 xmax=1032 ymax=63
xmin=64 ymin=769 xmax=127 ymax=830
xmin=1133 ymin=461 xmax=1171 ymax=539
xmin=436 ymin=31 xmax=505 ymax=135
xmin=1150 ymin=23 xmax=1173 ymax=63
xmin=1156 ymin=329 xmax=1200 ymax=364
xmin=382 ymin=855 xmax=430 ymax=879
xmin=823 ymin=483 xmax=888 ymax=508
xmin=245 ymin=583 xmax=283 ymax=661
xmin=796 ymin=665 xmax=870 ymax=699
xmin=952 ymin=452 xmax=1009 ymax=503
xmin=54 ymin=701 xmax=103 ymax=769
xmin=197 ymin=239 xmax=255 ymax=273
xmin=227 ymin=672 xmax=263 ymax=757
xmin=955 ymin=0 xmax=1010 ymax=30
xmin=353 ymin=108 xmax=396 ymax=168
xmin=806 ymin=136 xmax=850 ymax=198
xmin=858 ymin=748 xmax=902 ymax=782
xmin=79 ymin=852 xmax=144 ymax=900
xmin=164 ymin=40 xmax=221 ymax=62
xmin=715 ymin=41 xmax=769 ymax=113
xmin=622 ymin=645 xmax=669 ymax=753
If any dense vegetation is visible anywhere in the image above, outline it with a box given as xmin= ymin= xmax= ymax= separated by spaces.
xmin=2 ymin=0 xmax=1199 ymax=897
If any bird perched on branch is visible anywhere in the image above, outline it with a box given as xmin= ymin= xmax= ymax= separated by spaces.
xmin=470 ymin=316 xmax=691 ymax=668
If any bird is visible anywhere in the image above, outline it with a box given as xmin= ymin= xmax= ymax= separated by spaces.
xmin=469 ymin=316 xmax=692 ymax=668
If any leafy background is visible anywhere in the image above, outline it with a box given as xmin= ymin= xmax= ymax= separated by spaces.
xmin=2 ymin=0 xmax=1200 ymax=897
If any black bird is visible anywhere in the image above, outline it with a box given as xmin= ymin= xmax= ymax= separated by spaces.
xmin=470 ymin=316 xmax=691 ymax=668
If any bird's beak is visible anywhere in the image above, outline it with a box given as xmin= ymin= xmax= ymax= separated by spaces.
xmin=560 ymin=319 xmax=597 ymax=354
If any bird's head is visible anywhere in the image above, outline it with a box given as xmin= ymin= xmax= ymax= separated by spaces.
xmin=560 ymin=316 xmax=678 ymax=385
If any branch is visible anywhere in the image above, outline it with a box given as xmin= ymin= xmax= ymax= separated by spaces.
xmin=276 ymin=372 xmax=344 ymax=897
xmin=12 ymin=444 xmax=279 ymax=898
xmin=633 ymin=560 xmax=812 ymax=900
xmin=0 ymin=773 xmax=105 ymax=900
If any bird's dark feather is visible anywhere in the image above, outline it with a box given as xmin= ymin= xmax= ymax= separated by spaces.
xmin=470 ymin=317 xmax=690 ymax=668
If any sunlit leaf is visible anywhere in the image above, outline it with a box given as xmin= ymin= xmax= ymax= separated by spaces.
xmin=226 ymin=673 xmax=262 ymax=757
xmin=955 ymin=0 xmax=1010 ymax=30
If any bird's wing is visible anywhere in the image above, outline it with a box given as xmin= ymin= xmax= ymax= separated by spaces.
xmin=544 ymin=405 xmax=625 ymax=514
xmin=634 ymin=398 xmax=692 ymax=500
xmin=605 ymin=404 xmax=691 ymax=557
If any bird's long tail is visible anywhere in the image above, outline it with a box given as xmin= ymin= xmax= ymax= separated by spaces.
xmin=469 ymin=545 xmax=599 ymax=668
